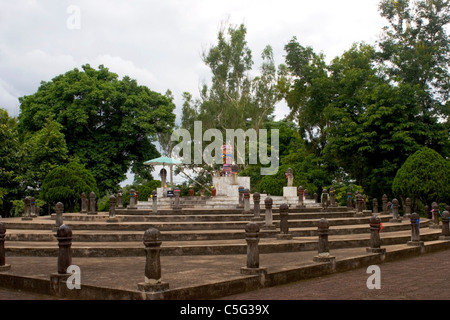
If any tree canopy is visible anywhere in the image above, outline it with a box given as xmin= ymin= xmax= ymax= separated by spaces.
xmin=18 ymin=64 xmax=176 ymax=194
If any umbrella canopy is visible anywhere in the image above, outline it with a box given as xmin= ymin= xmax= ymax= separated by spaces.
xmin=143 ymin=156 xmax=182 ymax=166
xmin=144 ymin=156 xmax=182 ymax=190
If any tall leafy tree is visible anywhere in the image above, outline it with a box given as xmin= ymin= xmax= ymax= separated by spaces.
xmin=180 ymin=22 xmax=284 ymax=181
xmin=18 ymin=64 xmax=176 ymax=194
xmin=22 ymin=118 xmax=69 ymax=191
xmin=282 ymin=37 xmax=333 ymax=155
xmin=377 ymin=0 xmax=450 ymax=155
xmin=0 ymin=108 xmax=23 ymax=216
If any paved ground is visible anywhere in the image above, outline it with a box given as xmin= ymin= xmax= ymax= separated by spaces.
xmin=220 ymin=249 xmax=450 ymax=300
xmin=1 ymin=248 xmax=449 ymax=301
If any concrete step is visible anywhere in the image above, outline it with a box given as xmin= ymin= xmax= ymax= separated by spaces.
xmin=3 ymin=219 xmax=429 ymax=242
xmin=3 ymin=228 xmax=443 ymax=257
xmin=4 ymin=214 xmax=399 ymax=232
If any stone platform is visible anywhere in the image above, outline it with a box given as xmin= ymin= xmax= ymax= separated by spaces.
xmin=0 ymin=205 xmax=448 ymax=300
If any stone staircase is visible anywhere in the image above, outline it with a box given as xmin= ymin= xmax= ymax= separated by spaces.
xmin=1 ymin=204 xmax=443 ymax=258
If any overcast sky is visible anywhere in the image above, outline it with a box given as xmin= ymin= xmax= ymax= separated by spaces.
xmin=1 ymin=0 xmax=386 ymax=120
xmin=0 ymin=0 xmax=387 ymax=186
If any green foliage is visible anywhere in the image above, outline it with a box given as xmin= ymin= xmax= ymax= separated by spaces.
xmin=22 ymin=118 xmax=69 ymax=190
xmin=18 ymin=64 xmax=176 ymax=194
xmin=392 ymin=147 xmax=450 ymax=208
xmin=40 ymin=159 xmax=99 ymax=213
xmin=0 ymin=108 xmax=23 ymax=217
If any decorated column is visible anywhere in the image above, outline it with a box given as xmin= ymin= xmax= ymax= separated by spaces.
xmin=50 ymin=224 xmax=73 ymax=295
xmin=107 ymin=195 xmax=119 ymax=223
xmin=297 ymin=186 xmax=305 ymax=208
xmin=407 ymin=213 xmax=424 ymax=247
xmin=329 ymin=187 xmax=337 ymax=207
xmin=0 ymin=222 xmax=11 ymax=271
xmin=243 ymin=189 xmax=251 ymax=213
xmin=152 ymin=190 xmax=158 ymax=214
xmin=128 ymin=189 xmax=137 ymax=210
xmin=252 ymin=192 xmax=262 ymax=221
xmin=137 ymin=227 xmax=169 ymax=293
xmin=313 ymin=218 xmax=335 ymax=263
xmin=237 ymin=186 xmax=245 ymax=208
xmin=382 ymin=194 xmax=388 ymax=213
xmin=241 ymin=222 xmax=267 ymax=276
xmin=366 ymin=215 xmax=385 ymax=254
xmin=263 ymin=196 xmax=276 ymax=230
xmin=439 ymin=211 xmax=450 ymax=240
xmin=117 ymin=190 xmax=124 ymax=208
xmin=372 ymin=198 xmax=379 ymax=214
xmin=22 ymin=197 xmax=32 ymax=221
xmin=173 ymin=188 xmax=181 ymax=212
xmin=30 ymin=197 xmax=36 ymax=217
xmin=80 ymin=192 xmax=88 ymax=213
xmin=53 ymin=202 xmax=64 ymax=232
xmin=277 ymin=203 xmax=293 ymax=240
xmin=389 ymin=199 xmax=402 ymax=223
xmin=321 ymin=189 xmax=329 ymax=209
xmin=88 ymin=192 xmax=97 ymax=215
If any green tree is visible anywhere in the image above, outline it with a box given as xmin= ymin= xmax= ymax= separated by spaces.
xmin=0 ymin=108 xmax=24 ymax=217
xmin=392 ymin=147 xmax=450 ymax=211
xmin=22 ymin=118 xmax=69 ymax=191
xmin=40 ymin=159 xmax=99 ymax=213
xmin=282 ymin=37 xmax=333 ymax=155
xmin=377 ymin=0 xmax=450 ymax=155
xmin=18 ymin=64 xmax=176 ymax=194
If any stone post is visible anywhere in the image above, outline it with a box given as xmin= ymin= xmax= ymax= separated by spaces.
xmin=22 ymin=197 xmax=32 ymax=221
xmin=117 ymin=190 xmax=123 ymax=208
xmin=403 ymin=198 xmax=411 ymax=220
xmin=241 ymin=222 xmax=267 ymax=276
xmin=372 ymin=198 xmax=379 ymax=214
xmin=107 ymin=195 xmax=118 ymax=223
xmin=355 ymin=193 xmax=363 ymax=214
xmin=129 ymin=189 xmax=137 ymax=210
xmin=321 ymin=189 xmax=329 ymax=209
xmin=88 ymin=192 xmax=97 ymax=215
xmin=237 ymin=186 xmax=245 ymax=208
xmin=152 ymin=190 xmax=158 ymax=214
xmin=0 ymin=223 xmax=11 ymax=271
xmin=424 ymin=205 xmax=431 ymax=220
xmin=329 ymin=187 xmax=336 ymax=207
xmin=382 ymin=194 xmax=388 ymax=213
xmin=389 ymin=199 xmax=402 ymax=223
xmin=277 ymin=203 xmax=292 ymax=240
xmin=263 ymin=196 xmax=276 ymax=230
xmin=243 ymin=189 xmax=251 ymax=213
xmin=80 ymin=192 xmax=88 ymax=213
xmin=137 ymin=228 xmax=169 ymax=294
xmin=347 ymin=192 xmax=353 ymax=209
xmin=50 ymin=224 xmax=73 ymax=295
xmin=297 ymin=186 xmax=305 ymax=208
xmin=286 ymin=168 xmax=294 ymax=187
xmin=366 ymin=215 xmax=386 ymax=254
xmin=313 ymin=218 xmax=335 ymax=263
xmin=30 ymin=197 xmax=36 ymax=217
xmin=430 ymin=202 xmax=440 ymax=228
xmin=231 ymin=164 xmax=239 ymax=185
xmin=439 ymin=211 xmax=450 ymax=240
xmin=314 ymin=193 xmax=319 ymax=203
xmin=407 ymin=213 xmax=424 ymax=247
xmin=252 ymin=192 xmax=262 ymax=221
xmin=53 ymin=202 xmax=64 ymax=232
xmin=173 ymin=188 xmax=181 ymax=212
